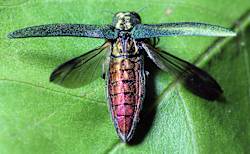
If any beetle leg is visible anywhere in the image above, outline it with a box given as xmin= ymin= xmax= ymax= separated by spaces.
xmin=102 ymin=52 xmax=111 ymax=80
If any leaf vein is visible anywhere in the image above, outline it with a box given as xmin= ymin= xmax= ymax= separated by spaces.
xmin=0 ymin=78 xmax=106 ymax=105
xmin=177 ymin=90 xmax=198 ymax=153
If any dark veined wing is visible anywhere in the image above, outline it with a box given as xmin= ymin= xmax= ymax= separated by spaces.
xmin=132 ymin=22 xmax=236 ymax=39
xmin=8 ymin=24 xmax=117 ymax=39
xmin=50 ymin=42 xmax=110 ymax=88
xmin=142 ymin=43 xmax=223 ymax=100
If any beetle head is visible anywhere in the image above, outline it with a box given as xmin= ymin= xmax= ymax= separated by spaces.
xmin=112 ymin=12 xmax=141 ymax=31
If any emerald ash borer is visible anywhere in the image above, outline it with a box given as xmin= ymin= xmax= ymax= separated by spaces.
xmin=8 ymin=11 xmax=236 ymax=142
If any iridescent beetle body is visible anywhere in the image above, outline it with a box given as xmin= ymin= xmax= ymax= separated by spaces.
xmin=107 ymin=12 xmax=145 ymax=141
xmin=8 ymin=11 xmax=236 ymax=143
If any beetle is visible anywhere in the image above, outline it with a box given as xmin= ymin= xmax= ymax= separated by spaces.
xmin=8 ymin=11 xmax=236 ymax=142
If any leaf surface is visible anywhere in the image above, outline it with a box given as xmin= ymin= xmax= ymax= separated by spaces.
xmin=0 ymin=0 xmax=250 ymax=153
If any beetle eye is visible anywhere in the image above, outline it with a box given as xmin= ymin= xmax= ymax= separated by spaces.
xmin=124 ymin=18 xmax=130 ymax=21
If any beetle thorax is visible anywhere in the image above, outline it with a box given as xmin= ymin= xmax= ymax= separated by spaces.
xmin=113 ymin=12 xmax=141 ymax=31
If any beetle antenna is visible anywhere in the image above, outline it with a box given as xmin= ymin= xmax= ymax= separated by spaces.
xmin=137 ymin=6 xmax=147 ymax=13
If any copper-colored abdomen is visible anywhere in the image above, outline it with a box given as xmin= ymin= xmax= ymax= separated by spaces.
xmin=107 ymin=39 xmax=145 ymax=142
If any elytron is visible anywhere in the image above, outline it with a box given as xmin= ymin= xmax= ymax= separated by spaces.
xmin=8 ymin=11 xmax=235 ymax=142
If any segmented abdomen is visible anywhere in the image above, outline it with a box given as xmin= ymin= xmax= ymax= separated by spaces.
xmin=107 ymin=55 xmax=145 ymax=142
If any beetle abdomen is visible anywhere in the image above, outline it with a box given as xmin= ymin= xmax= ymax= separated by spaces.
xmin=108 ymin=56 xmax=145 ymax=142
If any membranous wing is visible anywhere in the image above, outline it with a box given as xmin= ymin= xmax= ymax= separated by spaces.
xmin=132 ymin=22 xmax=236 ymax=39
xmin=8 ymin=24 xmax=117 ymax=39
xmin=142 ymin=43 xmax=223 ymax=100
xmin=50 ymin=42 xmax=110 ymax=88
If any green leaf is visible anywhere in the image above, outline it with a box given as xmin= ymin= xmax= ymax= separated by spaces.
xmin=0 ymin=0 xmax=250 ymax=154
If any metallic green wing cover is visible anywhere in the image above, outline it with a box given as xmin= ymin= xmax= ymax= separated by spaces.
xmin=132 ymin=22 xmax=236 ymax=39
xmin=8 ymin=24 xmax=117 ymax=39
